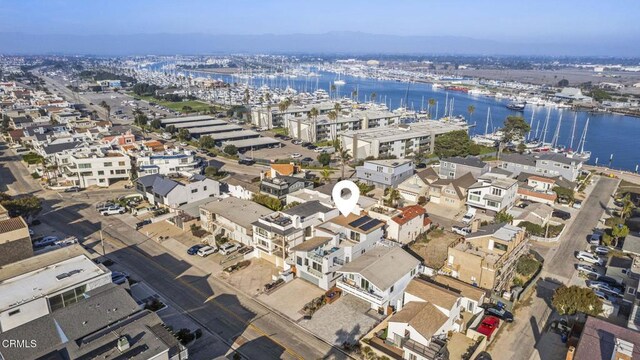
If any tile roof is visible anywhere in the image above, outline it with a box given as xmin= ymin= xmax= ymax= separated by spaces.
xmin=389 ymin=301 xmax=449 ymax=340
xmin=405 ymin=278 xmax=460 ymax=310
xmin=574 ymin=316 xmax=640 ymax=360
xmin=392 ymin=205 xmax=426 ymax=225
xmin=270 ymin=163 xmax=296 ymax=176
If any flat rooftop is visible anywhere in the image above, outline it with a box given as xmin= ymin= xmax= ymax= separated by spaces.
xmin=160 ymin=115 xmax=215 ymax=125
xmin=207 ymin=130 xmax=260 ymax=141
xmin=0 ymin=253 xmax=107 ymax=311
xmin=170 ymin=119 xmax=228 ymax=129
xmin=186 ymin=124 xmax=243 ymax=134
xmin=343 ymin=120 xmax=467 ymax=142
xmin=223 ymin=137 xmax=281 ymax=148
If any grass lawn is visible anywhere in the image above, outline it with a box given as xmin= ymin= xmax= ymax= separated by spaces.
xmin=129 ymin=93 xmax=213 ymax=113
xmin=271 ymin=127 xmax=289 ymax=136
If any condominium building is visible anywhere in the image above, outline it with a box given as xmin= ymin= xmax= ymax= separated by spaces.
xmin=57 ymin=147 xmax=131 ymax=188
xmin=467 ymin=175 xmax=519 ymax=213
xmin=498 ymin=153 xmax=583 ymax=182
xmin=136 ymin=150 xmax=202 ymax=176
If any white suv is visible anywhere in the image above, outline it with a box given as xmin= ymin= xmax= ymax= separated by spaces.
xmin=219 ymin=243 xmax=240 ymax=255
xmin=197 ymin=245 xmax=217 ymax=257
xmin=576 ymin=251 xmax=604 ymax=266
xmin=101 ymin=206 xmax=126 ymax=216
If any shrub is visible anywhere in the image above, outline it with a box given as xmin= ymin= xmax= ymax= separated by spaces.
xmin=516 ymin=255 xmax=541 ymax=276
xmin=417 ymin=196 xmax=427 ymax=205
xmin=224 ymin=144 xmax=238 ymax=155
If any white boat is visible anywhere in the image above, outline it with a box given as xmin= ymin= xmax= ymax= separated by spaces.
xmin=566 ymin=118 xmax=591 ymax=161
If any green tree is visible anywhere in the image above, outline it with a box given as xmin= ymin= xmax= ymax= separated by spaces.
xmin=337 ymin=147 xmax=352 ymax=179
xmin=134 ymin=113 xmax=148 ymax=127
xmin=499 ymin=116 xmax=531 ymax=159
xmin=494 ymin=210 xmax=514 ymax=224
xmin=467 ymin=104 xmax=475 ymax=122
xmin=149 ymin=119 xmax=162 ymax=129
xmin=165 ymin=125 xmax=176 ymax=134
xmin=177 ymin=129 xmax=191 ymax=141
xmin=356 ymin=182 xmax=372 ymax=196
xmin=552 ymin=285 xmax=602 ymax=316
xmin=224 ymin=145 xmax=238 ymax=156
xmin=181 ymin=105 xmax=193 ymax=114
xmin=428 ymin=98 xmax=436 ymax=118
xmin=385 ymin=188 xmax=401 ymax=208
xmin=553 ymin=186 xmax=575 ymax=203
xmin=317 ymin=153 xmax=331 ymax=167
xmin=320 ymin=169 xmax=331 ymax=183
xmin=0 ymin=193 xmax=42 ymax=219
xmin=252 ymin=194 xmax=283 ymax=211
xmin=199 ymin=136 xmax=215 ymax=149
xmin=283 ymin=201 xmax=301 ymax=210
xmin=611 ymin=224 xmax=630 ymax=244
xmin=557 ymin=79 xmax=569 ymax=87
xmin=620 ymin=193 xmax=635 ymax=219
xmin=433 ymin=130 xmax=472 ymax=158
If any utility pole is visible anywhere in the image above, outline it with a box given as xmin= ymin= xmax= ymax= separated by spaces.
xmin=100 ymin=228 xmax=105 ymax=256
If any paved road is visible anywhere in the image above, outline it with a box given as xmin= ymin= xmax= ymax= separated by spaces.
xmin=1 ymin=143 xmax=345 ymax=360
xmin=545 ymin=176 xmax=619 ymax=281
xmin=489 ymin=176 xmax=619 ymax=360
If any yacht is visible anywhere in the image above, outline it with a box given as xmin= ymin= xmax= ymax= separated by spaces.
xmin=506 ymin=102 xmax=526 ymax=111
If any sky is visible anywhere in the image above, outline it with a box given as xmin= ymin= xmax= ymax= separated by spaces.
xmin=1 ymin=0 xmax=639 ymax=43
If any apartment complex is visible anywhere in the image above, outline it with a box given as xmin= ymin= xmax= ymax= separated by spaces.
xmin=467 ymin=175 xmax=519 ymax=213
xmin=57 ymin=148 xmax=131 ymax=188
xmin=356 ymin=159 xmax=414 ymax=189
xmin=439 ymin=156 xmax=490 ymax=180
xmin=199 ymin=197 xmax=273 ymax=246
xmin=498 ymin=153 xmax=583 ymax=182
xmin=136 ymin=150 xmax=202 ymax=176
xmin=136 ymin=173 xmax=221 ymax=208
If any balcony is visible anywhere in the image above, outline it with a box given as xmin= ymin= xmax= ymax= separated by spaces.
xmin=308 ymin=252 xmax=325 ymax=263
xmin=307 ymin=266 xmax=324 ymax=278
xmin=336 ymin=279 xmax=385 ymax=305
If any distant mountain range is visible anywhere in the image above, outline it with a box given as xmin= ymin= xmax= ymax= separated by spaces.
xmin=0 ymin=31 xmax=637 ymax=57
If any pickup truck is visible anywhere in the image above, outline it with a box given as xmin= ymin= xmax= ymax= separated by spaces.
xmin=452 ymin=226 xmax=471 ymax=236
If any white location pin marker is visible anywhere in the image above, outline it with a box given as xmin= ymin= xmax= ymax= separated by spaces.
xmin=332 ymin=180 xmax=360 ymax=217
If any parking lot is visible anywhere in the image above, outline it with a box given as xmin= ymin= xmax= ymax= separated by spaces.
xmin=258 ymin=278 xmax=325 ymax=321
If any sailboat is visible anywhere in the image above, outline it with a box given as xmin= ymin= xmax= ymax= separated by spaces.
xmin=471 ymin=107 xmax=501 ymax=146
xmin=333 ymin=73 xmax=346 ymax=86
xmin=566 ymin=118 xmax=592 ymax=161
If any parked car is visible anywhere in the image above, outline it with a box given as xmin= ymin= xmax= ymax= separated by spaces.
xmin=238 ymin=158 xmax=256 ymax=165
xmin=587 ymin=280 xmax=623 ymax=295
xmin=291 ymin=140 xmax=302 ymax=145
xmin=573 ymin=201 xmax=583 ymax=209
xmin=552 ymin=210 xmax=571 ymax=220
xmin=64 ymin=186 xmax=83 ymax=193
xmin=451 ymin=225 xmax=471 ymax=236
xmin=591 ymin=245 xmax=610 ymax=256
xmin=54 ymin=237 xmax=78 ymax=247
xmin=593 ymin=290 xmax=616 ymax=302
xmin=111 ymin=271 xmax=129 ymax=285
xmin=300 ymin=142 xmax=312 ymax=148
xmin=219 ymin=242 xmax=240 ymax=255
xmin=101 ymin=206 xmax=126 ymax=216
xmin=476 ymin=316 xmax=500 ymax=340
xmin=415 ymin=163 xmax=427 ymax=169
xmin=589 ymin=232 xmax=603 ymax=245
xmin=576 ymin=251 xmax=604 ymax=266
xmin=135 ymin=219 xmax=152 ymax=230
xmin=461 ymin=210 xmax=475 ymax=224
xmin=187 ymin=244 xmax=205 ymax=255
xmin=577 ymin=264 xmax=600 ymax=277
xmin=481 ymin=305 xmax=514 ymax=323
xmin=96 ymin=203 xmax=115 ymax=212
xmin=197 ymin=245 xmax=217 ymax=257
xmin=34 ymin=236 xmax=59 ymax=248
xmin=595 ymin=275 xmax=624 ymax=288
xmin=290 ymin=153 xmax=302 ymax=159
xmin=238 ymin=246 xmax=254 ymax=255
xmin=301 ymin=157 xmax=314 ymax=163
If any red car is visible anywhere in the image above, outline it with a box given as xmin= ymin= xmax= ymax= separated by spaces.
xmin=476 ymin=315 xmax=500 ymax=340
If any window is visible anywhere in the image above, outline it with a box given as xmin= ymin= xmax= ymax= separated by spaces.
xmin=409 ymin=353 xmax=417 ymax=360
xmin=118 ymin=161 xmax=125 ymax=166
xmin=628 ymin=287 xmax=636 ymax=295
xmin=204 ymin=186 xmax=207 ymax=191
xmin=491 ymin=188 xmax=503 ymax=196
xmin=411 ymin=268 xmax=416 ymax=276
xmin=449 ymin=172 xmax=455 ymax=177
xmin=115 ymin=169 xmax=127 ymax=175
xmin=104 ymin=162 xmax=112 ymax=167
xmin=191 ymin=189 xmax=198 ymax=193
xmin=361 ymin=278 xmax=370 ymax=290
xmin=48 ymin=285 xmax=86 ymax=312
xmin=469 ymin=194 xmax=481 ymax=202
xmin=296 ymin=256 xmax=302 ymax=266
xmin=350 ymin=231 xmax=361 ymax=242
xmin=97 ymin=170 xmax=104 ymax=175
xmin=494 ymin=242 xmax=508 ymax=252
xmin=487 ymin=200 xmax=500 ymax=208
xmin=390 ymin=285 xmax=394 ymax=293
xmin=468 ymin=302 xmax=475 ymax=313
xmin=312 ymin=261 xmax=322 ymax=272
xmin=8 ymin=309 xmax=20 ymax=316
xmin=78 ymin=163 xmax=91 ymax=169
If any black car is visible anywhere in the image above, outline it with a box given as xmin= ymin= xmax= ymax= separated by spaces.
xmin=552 ymin=210 xmax=571 ymax=220
xmin=281 ymin=136 xmax=292 ymax=141
xmin=596 ymin=275 xmax=624 ymax=289
xmin=301 ymin=157 xmax=314 ymax=163
xmin=300 ymin=142 xmax=312 ymax=147
xmin=135 ymin=219 xmax=152 ymax=230
xmin=64 ymin=186 xmax=82 ymax=193
xmin=238 ymin=158 xmax=256 ymax=166
xmin=207 ymin=152 xmax=217 ymax=157
xmin=415 ymin=163 xmax=427 ymax=169
xmin=482 ymin=304 xmax=514 ymax=322
xmin=187 ymin=244 xmax=205 ymax=255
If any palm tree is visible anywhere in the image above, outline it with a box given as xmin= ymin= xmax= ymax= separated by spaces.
xmin=338 ymin=147 xmax=351 ymax=179
xmin=330 ymin=84 xmax=337 ymax=99
xmin=386 ymin=188 xmax=401 ymax=208
xmin=356 ymin=182 xmax=371 ymax=196
xmin=320 ymin=169 xmax=331 ymax=183
xmin=621 ymin=194 xmax=635 ymax=219
xmin=243 ymin=88 xmax=250 ymax=105
xmin=428 ymin=98 xmax=436 ymax=119
xmin=467 ymin=105 xmax=476 ymax=122
xmin=333 ymin=102 xmax=342 ymax=113
xmin=370 ymin=92 xmax=377 ymax=103
xmin=309 ymin=107 xmax=319 ymax=141
xmin=327 ymin=110 xmax=338 ymax=141
xmin=351 ymin=89 xmax=358 ymax=101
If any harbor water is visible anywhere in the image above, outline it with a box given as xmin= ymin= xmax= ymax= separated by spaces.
xmin=148 ymin=64 xmax=640 ymax=172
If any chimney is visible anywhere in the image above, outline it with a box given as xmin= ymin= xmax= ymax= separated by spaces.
xmin=471 ymin=218 xmax=480 ymax=233
xmin=611 ymin=338 xmax=634 ymax=360
xmin=117 ymin=336 xmax=130 ymax=352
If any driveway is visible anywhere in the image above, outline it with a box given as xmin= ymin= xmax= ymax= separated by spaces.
xmin=258 ymin=278 xmax=324 ymax=321
xmin=299 ymin=294 xmax=385 ymax=346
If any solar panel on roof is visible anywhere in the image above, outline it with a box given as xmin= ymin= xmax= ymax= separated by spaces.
xmin=359 ymin=218 xmax=383 ymax=231
xmin=349 ymin=216 xmax=371 ymax=228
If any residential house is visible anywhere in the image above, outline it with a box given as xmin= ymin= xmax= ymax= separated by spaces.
xmin=136 ymin=150 xmax=202 ymax=176
xmin=369 ymin=205 xmax=430 ymax=244
xmin=439 ymin=156 xmax=490 ymax=180
xmin=573 ymin=316 xmax=640 ymax=360
xmin=0 ymin=215 xmax=33 ymax=267
xmin=398 ymin=167 xmax=439 ymax=203
xmin=467 ymin=175 xmax=519 ymax=214
xmin=516 ymin=172 xmax=577 ymax=205
xmin=356 ymin=159 xmax=414 ymax=189
xmin=291 ymin=213 xmax=384 ymax=290
xmin=286 ymin=185 xmax=377 ymax=215
xmin=253 ymin=201 xmax=337 ymax=268
xmin=224 ymin=176 xmax=261 ymax=200
xmin=264 ymin=163 xmax=304 ymax=179
xmin=498 ymin=153 xmax=583 ymax=182
xmin=428 ymin=172 xmax=476 ymax=209
xmin=260 ymin=175 xmax=313 ymax=201
xmin=136 ymin=173 xmax=221 ymax=208
xmin=54 ymin=147 xmax=132 ymax=188
xmin=337 ymin=246 xmax=421 ymax=314
xmin=512 ymin=203 xmax=554 ymax=227
xmin=199 ymin=197 xmax=272 ymax=246
xmin=444 ymin=222 xmax=528 ymax=293
xmin=386 ymin=276 xmax=486 ymax=360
